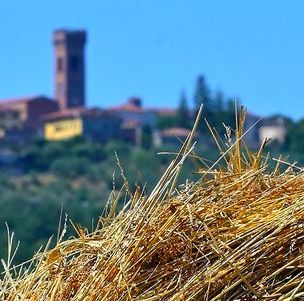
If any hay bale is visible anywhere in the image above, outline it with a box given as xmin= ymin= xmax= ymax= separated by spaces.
xmin=2 ymin=108 xmax=304 ymax=300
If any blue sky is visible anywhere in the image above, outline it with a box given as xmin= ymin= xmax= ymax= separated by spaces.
xmin=1 ymin=0 xmax=304 ymax=119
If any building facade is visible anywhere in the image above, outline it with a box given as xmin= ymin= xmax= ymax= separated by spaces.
xmin=43 ymin=108 xmax=122 ymax=142
xmin=155 ymin=127 xmax=199 ymax=147
xmin=258 ymin=116 xmax=287 ymax=145
xmin=109 ymin=98 xmax=158 ymax=127
xmin=0 ymin=109 xmax=22 ymax=131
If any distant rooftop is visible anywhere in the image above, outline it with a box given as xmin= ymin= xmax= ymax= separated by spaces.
xmin=42 ymin=107 xmax=120 ymax=122
xmin=0 ymin=95 xmax=55 ymax=107
xmin=161 ymin=127 xmax=198 ymax=138
xmin=108 ymin=97 xmax=177 ymax=115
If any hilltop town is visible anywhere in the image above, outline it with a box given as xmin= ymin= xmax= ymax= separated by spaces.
xmin=0 ymin=29 xmax=286 ymax=150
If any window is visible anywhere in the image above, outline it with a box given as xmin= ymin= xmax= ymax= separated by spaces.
xmin=57 ymin=57 xmax=63 ymax=72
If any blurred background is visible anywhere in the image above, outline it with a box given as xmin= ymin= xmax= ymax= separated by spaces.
xmin=0 ymin=0 xmax=304 ymax=264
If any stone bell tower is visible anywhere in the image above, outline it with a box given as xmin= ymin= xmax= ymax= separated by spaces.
xmin=53 ymin=29 xmax=87 ymax=110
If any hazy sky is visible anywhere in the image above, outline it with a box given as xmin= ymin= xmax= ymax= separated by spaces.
xmin=1 ymin=0 xmax=304 ymax=119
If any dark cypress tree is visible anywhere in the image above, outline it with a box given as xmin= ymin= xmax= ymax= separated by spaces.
xmin=193 ymin=75 xmax=211 ymax=112
xmin=224 ymin=98 xmax=237 ymax=129
xmin=193 ymin=75 xmax=215 ymax=133
xmin=214 ymin=90 xmax=224 ymax=112
xmin=177 ymin=91 xmax=190 ymax=128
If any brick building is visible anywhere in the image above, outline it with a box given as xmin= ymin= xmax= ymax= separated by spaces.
xmin=0 ymin=96 xmax=59 ymax=132
xmin=53 ymin=29 xmax=87 ymax=110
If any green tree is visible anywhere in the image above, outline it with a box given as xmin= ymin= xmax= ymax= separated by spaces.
xmin=193 ymin=75 xmax=211 ymax=112
xmin=223 ymin=98 xmax=237 ymax=129
xmin=177 ymin=91 xmax=190 ymax=128
xmin=282 ymin=118 xmax=303 ymax=151
xmin=194 ymin=75 xmax=215 ymax=133
xmin=50 ymin=157 xmax=90 ymax=178
xmin=214 ymin=90 xmax=224 ymax=112
xmin=141 ymin=125 xmax=153 ymax=149
xmin=156 ymin=115 xmax=178 ymax=130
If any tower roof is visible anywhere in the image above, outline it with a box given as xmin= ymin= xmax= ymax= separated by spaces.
xmin=53 ymin=29 xmax=87 ymax=45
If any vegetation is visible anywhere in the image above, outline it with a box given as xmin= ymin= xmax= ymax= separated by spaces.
xmin=0 ymin=136 xmax=219 ymax=264
xmin=156 ymin=74 xmax=237 ymax=135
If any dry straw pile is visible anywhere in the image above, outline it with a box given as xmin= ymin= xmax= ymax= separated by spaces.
xmin=2 ymin=107 xmax=304 ymax=300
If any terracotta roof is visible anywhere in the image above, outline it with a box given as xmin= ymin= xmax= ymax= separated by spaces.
xmin=108 ymin=103 xmax=176 ymax=116
xmin=161 ymin=127 xmax=198 ymax=138
xmin=109 ymin=103 xmax=145 ymax=113
xmin=0 ymin=95 xmax=54 ymax=107
xmin=42 ymin=107 xmax=120 ymax=122
xmin=42 ymin=107 xmax=86 ymax=120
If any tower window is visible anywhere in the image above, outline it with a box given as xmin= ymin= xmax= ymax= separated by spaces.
xmin=57 ymin=57 xmax=63 ymax=72
xmin=69 ymin=55 xmax=79 ymax=72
